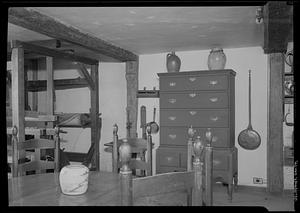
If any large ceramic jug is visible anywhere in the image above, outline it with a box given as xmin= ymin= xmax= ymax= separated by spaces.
xmin=207 ymin=48 xmax=226 ymax=70
xmin=166 ymin=51 xmax=181 ymax=72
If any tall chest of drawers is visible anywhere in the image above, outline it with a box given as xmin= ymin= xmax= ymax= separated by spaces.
xmin=156 ymin=70 xmax=237 ymax=200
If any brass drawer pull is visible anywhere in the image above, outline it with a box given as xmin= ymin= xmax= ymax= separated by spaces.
xmin=212 ymin=136 xmax=218 ymax=143
xmin=213 ymin=160 xmax=221 ymax=165
xmin=210 ymin=116 xmax=219 ymax=122
xmin=189 ymin=93 xmax=196 ymax=98
xmin=168 ymin=134 xmax=177 ymax=140
xmin=168 ymin=116 xmax=176 ymax=121
xmin=189 ymin=111 xmax=197 ymax=116
xmin=209 ymin=97 xmax=218 ymax=102
xmin=166 ymin=157 xmax=173 ymax=162
xmin=189 ymin=77 xmax=196 ymax=82
xmin=168 ymin=98 xmax=177 ymax=104
xmin=209 ymin=80 xmax=218 ymax=85
xmin=169 ymin=82 xmax=176 ymax=87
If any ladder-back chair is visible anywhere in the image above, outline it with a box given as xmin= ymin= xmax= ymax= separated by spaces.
xmin=10 ymin=125 xmax=60 ymax=177
xmin=119 ymin=126 xmax=213 ymax=206
xmin=112 ymin=123 xmax=153 ymax=177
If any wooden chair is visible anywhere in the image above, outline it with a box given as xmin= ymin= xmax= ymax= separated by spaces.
xmin=10 ymin=125 xmax=60 ymax=177
xmin=119 ymin=126 xmax=213 ymax=206
xmin=112 ymin=123 xmax=153 ymax=177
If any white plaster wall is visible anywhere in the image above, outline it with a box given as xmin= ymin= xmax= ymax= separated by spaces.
xmin=98 ymin=62 xmax=127 ymax=171
xmin=138 ymin=46 xmax=268 ymax=187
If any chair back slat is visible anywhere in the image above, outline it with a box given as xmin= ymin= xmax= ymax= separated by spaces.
xmin=17 ymin=138 xmax=55 ymax=150
xmin=132 ymin=171 xmax=194 ymax=199
xmin=18 ymin=161 xmax=55 ymax=174
xmin=10 ymin=125 xmax=60 ymax=177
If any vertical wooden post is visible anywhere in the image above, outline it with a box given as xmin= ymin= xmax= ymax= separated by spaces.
xmin=112 ymin=124 xmax=119 ymax=173
xmin=146 ymin=125 xmax=152 ymax=176
xmin=125 ymin=60 xmax=138 ymax=138
xmin=46 ymin=57 xmax=54 ymax=115
xmin=54 ymin=126 xmax=60 ymax=172
xmin=90 ymin=63 xmax=100 ymax=171
xmin=11 ymin=44 xmax=25 ymax=177
xmin=187 ymin=126 xmax=195 ymax=172
xmin=192 ymin=136 xmax=204 ymax=206
xmin=267 ymin=53 xmax=284 ymax=193
xmin=119 ymin=139 xmax=133 ymax=206
xmin=205 ymin=144 xmax=213 ymax=206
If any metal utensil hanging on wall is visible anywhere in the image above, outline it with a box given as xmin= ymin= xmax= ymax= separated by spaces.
xmin=238 ymin=69 xmax=261 ymax=150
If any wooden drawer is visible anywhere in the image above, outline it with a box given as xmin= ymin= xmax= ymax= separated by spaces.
xmin=157 ymin=149 xmax=180 ymax=167
xmin=160 ymin=109 xmax=229 ymax=127
xmin=160 ymin=91 xmax=228 ymax=109
xmin=160 ymin=127 xmax=232 ymax=148
xmin=160 ymin=75 xmax=228 ymax=91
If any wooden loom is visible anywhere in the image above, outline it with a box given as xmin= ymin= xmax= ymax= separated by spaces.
xmin=6 ymin=40 xmax=101 ymax=171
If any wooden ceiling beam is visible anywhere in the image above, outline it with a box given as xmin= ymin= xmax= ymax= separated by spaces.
xmin=263 ymin=1 xmax=293 ymax=54
xmin=8 ymin=7 xmax=138 ymax=62
xmin=10 ymin=40 xmax=98 ymax=65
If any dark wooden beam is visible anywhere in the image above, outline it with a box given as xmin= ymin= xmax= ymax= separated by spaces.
xmin=26 ymin=78 xmax=89 ymax=92
xmin=90 ymin=64 xmax=100 ymax=171
xmin=263 ymin=1 xmax=293 ymax=53
xmin=8 ymin=7 xmax=138 ymax=62
xmin=10 ymin=40 xmax=98 ymax=65
xmin=125 ymin=61 xmax=139 ymax=138
xmin=76 ymin=62 xmax=95 ymax=90
xmin=11 ymin=46 xmax=26 ymax=177
xmin=267 ymin=53 xmax=284 ymax=194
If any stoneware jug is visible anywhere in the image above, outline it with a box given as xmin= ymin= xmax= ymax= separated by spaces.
xmin=166 ymin=51 xmax=181 ymax=72
xmin=207 ymin=47 xmax=226 ymax=70
xmin=59 ymin=164 xmax=89 ymax=195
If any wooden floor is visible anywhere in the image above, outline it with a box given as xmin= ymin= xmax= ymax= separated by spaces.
xmin=134 ymin=183 xmax=295 ymax=211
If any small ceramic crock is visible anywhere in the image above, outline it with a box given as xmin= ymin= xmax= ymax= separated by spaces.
xmin=59 ymin=164 xmax=89 ymax=195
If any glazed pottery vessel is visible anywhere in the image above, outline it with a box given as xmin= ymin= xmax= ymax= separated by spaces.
xmin=59 ymin=164 xmax=89 ymax=195
xmin=207 ymin=48 xmax=226 ymax=70
xmin=166 ymin=51 xmax=181 ymax=72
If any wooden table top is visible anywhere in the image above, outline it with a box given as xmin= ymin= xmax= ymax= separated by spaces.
xmin=8 ymin=171 xmax=123 ymax=206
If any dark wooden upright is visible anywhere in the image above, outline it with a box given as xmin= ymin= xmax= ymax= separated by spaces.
xmin=125 ymin=61 xmax=139 ymax=138
xmin=263 ymin=1 xmax=293 ymax=194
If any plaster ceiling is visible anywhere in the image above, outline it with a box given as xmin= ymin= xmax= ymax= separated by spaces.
xmin=7 ymin=6 xmax=265 ymax=55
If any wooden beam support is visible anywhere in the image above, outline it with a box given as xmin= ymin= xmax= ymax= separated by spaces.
xmin=46 ymin=57 xmax=54 ymax=115
xmin=263 ymin=1 xmax=293 ymax=54
xmin=10 ymin=40 xmax=98 ymax=65
xmin=8 ymin=7 xmax=138 ymax=62
xmin=90 ymin=64 xmax=100 ymax=171
xmin=27 ymin=59 xmax=38 ymax=111
xmin=267 ymin=53 xmax=284 ymax=194
xmin=11 ymin=46 xmax=26 ymax=177
xmin=125 ymin=60 xmax=139 ymax=138
xmin=76 ymin=62 xmax=95 ymax=90
xmin=26 ymin=78 xmax=89 ymax=92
